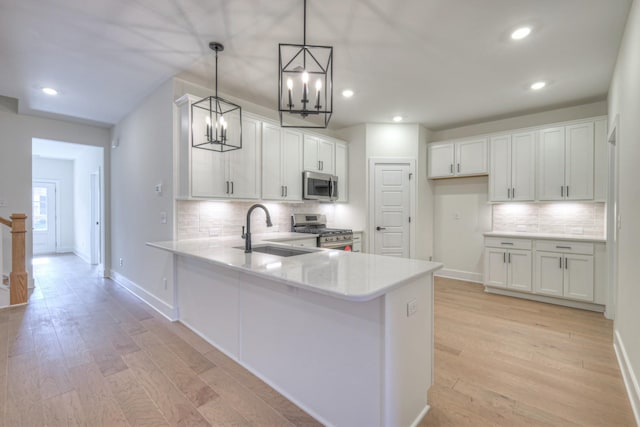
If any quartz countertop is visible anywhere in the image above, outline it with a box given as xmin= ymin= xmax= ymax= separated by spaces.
xmin=147 ymin=233 xmax=442 ymax=302
xmin=484 ymin=231 xmax=606 ymax=243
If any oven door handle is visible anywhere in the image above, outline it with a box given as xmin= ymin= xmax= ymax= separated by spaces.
xmin=321 ymin=241 xmax=354 ymax=249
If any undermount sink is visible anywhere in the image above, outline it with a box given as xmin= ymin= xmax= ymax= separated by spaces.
xmin=234 ymin=244 xmax=320 ymax=258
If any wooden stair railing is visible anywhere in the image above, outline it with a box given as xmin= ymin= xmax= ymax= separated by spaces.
xmin=0 ymin=214 xmax=28 ymax=305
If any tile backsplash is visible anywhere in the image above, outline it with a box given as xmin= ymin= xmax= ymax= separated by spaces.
xmin=492 ymin=202 xmax=605 ymax=237
xmin=176 ymin=200 xmax=344 ymax=240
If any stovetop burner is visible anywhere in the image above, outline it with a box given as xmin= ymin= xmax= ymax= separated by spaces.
xmin=291 ymin=214 xmax=352 ymax=236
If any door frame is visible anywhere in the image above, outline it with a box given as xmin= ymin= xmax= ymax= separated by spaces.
xmin=367 ymin=158 xmax=416 ymax=257
xmin=90 ymin=170 xmax=101 ymax=265
xmin=32 ymin=179 xmax=61 ymax=254
xmin=605 ymin=114 xmax=620 ymax=320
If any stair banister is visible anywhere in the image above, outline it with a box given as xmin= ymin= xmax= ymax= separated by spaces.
xmin=0 ymin=213 xmax=28 ymax=305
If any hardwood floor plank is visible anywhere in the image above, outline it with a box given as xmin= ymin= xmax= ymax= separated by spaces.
xmin=105 ymin=368 xmax=170 ymax=427
xmin=42 ymin=390 xmax=87 ymax=427
xmin=122 ymin=350 xmax=211 ymax=426
xmin=5 ymin=351 xmax=44 ymax=426
xmin=90 ymin=344 xmax=129 ymax=377
xmin=197 ymin=397 xmax=252 ymax=427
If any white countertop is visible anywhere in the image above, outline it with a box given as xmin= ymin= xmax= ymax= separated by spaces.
xmin=147 ymin=233 xmax=442 ymax=302
xmin=484 ymin=231 xmax=606 ymax=243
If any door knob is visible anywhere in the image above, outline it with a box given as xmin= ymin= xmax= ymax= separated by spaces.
xmin=376 ymin=226 xmax=386 ymax=231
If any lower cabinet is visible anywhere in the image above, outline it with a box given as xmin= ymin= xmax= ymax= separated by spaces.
xmin=352 ymin=232 xmax=363 ymax=253
xmin=534 ymin=251 xmax=594 ymax=302
xmin=484 ymin=247 xmax=532 ymax=292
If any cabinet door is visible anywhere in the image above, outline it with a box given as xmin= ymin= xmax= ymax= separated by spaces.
xmin=534 ymin=251 xmax=564 ymax=297
xmin=564 ymin=254 xmax=594 ymax=301
xmin=282 ymin=130 xmax=303 ymax=201
xmin=511 ymin=131 xmax=536 ymax=201
xmin=456 ymin=139 xmax=487 ymax=176
xmin=191 ymin=147 xmax=227 ymax=197
xmin=303 ymin=135 xmax=320 ymax=172
xmin=228 ymin=116 xmax=261 ymax=199
xmin=484 ymin=248 xmax=508 ymax=288
xmin=335 ymin=142 xmax=348 ymax=202
xmin=565 ymin=122 xmax=594 ymax=200
xmin=318 ymin=138 xmax=335 ymax=174
xmin=537 ymin=127 xmax=566 ymax=201
xmin=507 ymin=249 xmax=532 ymax=292
xmin=428 ymin=144 xmax=455 ymax=178
xmin=489 ymin=135 xmax=511 ymax=201
xmin=261 ymin=123 xmax=284 ymax=200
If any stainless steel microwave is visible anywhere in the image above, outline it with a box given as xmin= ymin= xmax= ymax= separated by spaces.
xmin=303 ymin=171 xmax=338 ymax=201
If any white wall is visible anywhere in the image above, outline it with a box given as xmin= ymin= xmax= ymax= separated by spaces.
xmin=0 ymin=96 xmax=110 ymax=285
xmin=73 ymin=146 xmax=103 ymax=262
xmin=608 ymin=0 xmax=640 ymax=421
xmin=32 ymin=157 xmax=75 ymax=253
xmin=110 ymin=79 xmax=175 ymax=317
xmin=336 ymin=124 xmax=367 ymax=231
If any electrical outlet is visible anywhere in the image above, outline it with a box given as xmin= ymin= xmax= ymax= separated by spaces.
xmin=407 ymin=299 xmax=418 ymax=317
xmin=160 ymin=211 xmax=167 ymax=224
xmin=453 ymin=212 xmax=461 ymax=220
xmin=155 ymin=183 xmax=162 ymax=194
xmin=0 ymin=199 xmax=6 ymax=207
xmin=163 ymin=278 xmax=167 ymax=290
xmin=570 ymin=227 xmax=584 ymax=235
xmin=119 ymin=258 xmax=124 ymax=267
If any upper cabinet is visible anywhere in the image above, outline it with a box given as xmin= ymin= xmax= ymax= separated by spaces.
xmin=428 ymin=138 xmax=488 ymax=179
xmin=304 ymin=135 xmax=335 ymax=174
xmin=537 ymin=122 xmax=594 ymax=201
xmin=489 ymin=132 xmax=535 ymax=202
xmin=261 ymin=123 xmax=303 ymax=201
xmin=335 ymin=142 xmax=348 ymax=202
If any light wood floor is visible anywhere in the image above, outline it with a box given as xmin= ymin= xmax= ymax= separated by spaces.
xmin=421 ymin=277 xmax=636 ymax=427
xmin=0 ymin=256 xmax=635 ymax=426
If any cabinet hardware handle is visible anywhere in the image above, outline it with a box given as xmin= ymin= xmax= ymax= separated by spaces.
xmin=226 ymin=181 xmax=229 ymax=194
xmin=507 ymin=188 xmax=511 ymax=199
xmin=500 ymin=242 xmax=514 ymax=245
xmin=565 ymin=257 xmax=568 ymax=269
xmin=512 ymin=188 xmax=515 ymax=199
xmin=376 ymin=226 xmax=386 ymax=231
xmin=566 ymin=186 xmax=569 ymax=197
xmin=561 ymin=186 xmax=564 ymax=197
xmin=503 ymin=253 xmax=506 ymax=263
xmin=231 ymin=181 xmax=234 ymax=194
xmin=285 ymin=186 xmax=288 ymax=197
xmin=559 ymin=257 xmax=562 ymax=269
xmin=556 ymin=246 xmax=572 ymax=249
xmin=457 ymin=163 xmax=460 ymax=173
xmin=281 ymin=186 xmax=284 ymax=197
xmin=508 ymin=253 xmax=511 ymax=263
xmin=450 ymin=164 xmax=453 ymax=174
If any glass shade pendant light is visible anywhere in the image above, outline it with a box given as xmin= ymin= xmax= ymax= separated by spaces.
xmin=192 ymin=42 xmax=242 ymax=152
xmin=278 ymin=0 xmax=333 ymax=128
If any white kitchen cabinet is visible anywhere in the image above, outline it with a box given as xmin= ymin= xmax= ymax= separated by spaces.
xmin=352 ymin=231 xmax=363 ymax=253
xmin=489 ymin=132 xmax=535 ymax=201
xmin=304 ymin=135 xmax=334 ymax=174
xmin=261 ymin=123 xmax=303 ymax=201
xmin=335 ymin=142 xmax=348 ymax=202
xmin=226 ymin=116 xmax=261 ymax=199
xmin=537 ymin=122 xmax=594 ymax=201
xmin=534 ymin=251 xmax=565 ymax=297
xmin=534 ymin=251 xmax=594 ymax=302
xmin=428 ymin=138 xmax=487 ymax=179
xmin=484 ymin=238 xmax=532 ymax=292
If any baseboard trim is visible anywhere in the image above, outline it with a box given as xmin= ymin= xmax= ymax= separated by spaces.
xmin=56 ymin=247 xmax=74 ymax=254
xmin=485 ymin=286 xmax=605 ymax=312
xmin=409 ymin=404 xmax=431 ymax=427
xmin=73 ymin=250 xmax=91 ymax=264
xmin=109 ymin=270 xmax=177 ymax=321
xmin=435 ymin=268 xmax=483 ymax=284
xmin=614 ymin=329 xmax=640 ymax=425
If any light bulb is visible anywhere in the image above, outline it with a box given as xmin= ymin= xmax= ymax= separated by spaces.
xmin=315 ymin=79 xmax=322 ymax=91
xmin=302 ymin=71 xmax=309 ymax=84
xmin=205 ymin=116 xmax=211 ymax=125
xmin=219 ymin=115 xmax=225 ymax=125
xmin=287 ymin=78 xmax=293 ymax=89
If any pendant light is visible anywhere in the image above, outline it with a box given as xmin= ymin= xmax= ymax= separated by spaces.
xmin=192 ymin=42 xmax=242 ymax=152
xmin=278 ymin=0 xmax=333 ymax=128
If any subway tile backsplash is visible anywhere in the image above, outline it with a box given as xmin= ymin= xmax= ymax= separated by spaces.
xmin=176 ymin=200 xmax=341 ymax=240
xmin=492 ymin=202 xmax=605 ymax=237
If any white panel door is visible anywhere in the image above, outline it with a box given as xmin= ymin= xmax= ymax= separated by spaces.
xmin=456 ymin=139 xmax=487 ymax=176
xmin=261 ymin=123 xmax=284 ymax=200
xmin=428 ymin=144 xmax=455 ymax=178
xmin=228 ymin=116 xmax=261 ymax=199
xmin=565 ymin=122 xmax=594 ymax=200
xmin=489 ymin=135 xmax=511 ymax=201
xmin=191 ymin=146 xmax=226 ymax=197
xmin=373 ymin=164 xmax=410 ymax=258
xmin=335 ymin=142 xmax=348 ymax=202
xmin=537 ymin=127 xmax=566 ymax=201
xmin=32 ymin=181 xmax=57 ymax=254
xmin=534 ymin=251 xmax=564 ymax=297
xmin=564 ymin=254 xmax=594 ymax=301
xmin=317 ymin=138 xmax=335 ymax=174
xmin=282 ymin=130 xmax=303 ymax=201
xmin=507 ymin=249 xmax=532 ymax=292
xmin=303 ymin=135 xmax=320 ymax=172
xmin=511 ymin=131 xmax=536 ymax=201
xmin=484 ymin=248 xmax=507 ymax=288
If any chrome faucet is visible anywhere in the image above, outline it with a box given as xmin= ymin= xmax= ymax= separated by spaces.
xmin=242 ymin=204 xmax=273 ymax=253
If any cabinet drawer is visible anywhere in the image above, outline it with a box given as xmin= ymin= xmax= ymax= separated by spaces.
xmin=485 ymin=237 xmax=532 ymax=250
xmin=535 ymin=240 xmax=593 ymax=255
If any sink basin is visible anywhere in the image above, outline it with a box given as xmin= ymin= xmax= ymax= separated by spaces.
xmin=234 ymin=244 xmax=320 ymax=257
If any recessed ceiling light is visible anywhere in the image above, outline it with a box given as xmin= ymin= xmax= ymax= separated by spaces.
xmin=530 ymin=81 xmax=546 ymax=90
xmin=342 ymin=89 xmax=354 ymax=98
xmin=42 ymin=87 xmax=58 ymax=95
xmin=393 ymin=116 xmax=403 ymax=122
xmin=511 ymin=27 xmax=531 ymax=40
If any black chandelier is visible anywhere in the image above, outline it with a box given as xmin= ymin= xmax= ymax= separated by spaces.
xmin=192 ymin=42 xmax=242 ymax=152
xmin=278 ymin=0 xmax=333 ymax=128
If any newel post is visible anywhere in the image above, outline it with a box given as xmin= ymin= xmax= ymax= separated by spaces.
xmin=9 ymin=213 xmax=27 ymax=305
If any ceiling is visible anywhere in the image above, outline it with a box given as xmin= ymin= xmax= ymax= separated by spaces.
xmin=0 ymin=0 xmax=632 ymax=130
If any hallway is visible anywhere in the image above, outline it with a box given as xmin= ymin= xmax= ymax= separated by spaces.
xmin=1 ymin=254 xmax=319 ymax=426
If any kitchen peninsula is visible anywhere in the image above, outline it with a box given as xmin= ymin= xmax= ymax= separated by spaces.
xmin=149 ymin=234 xmax=442 ymax=427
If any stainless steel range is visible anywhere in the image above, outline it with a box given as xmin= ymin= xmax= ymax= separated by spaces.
xmin=291 ymin=214 xmax=353 ymax=250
